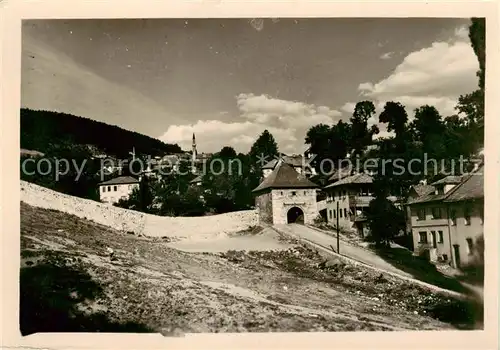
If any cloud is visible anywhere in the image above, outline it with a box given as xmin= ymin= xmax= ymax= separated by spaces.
xmin=359 ymin=41 xmax=478 ymax=100
xmin=159 ymin=94 xmax=341 ymax=153
xmin=454 ymin=25 xmax=470 ymax=42
xmin=341 ymin=102 xmax=356 ymax=114
xmin=380 ymin=52 xmax=393 ymax=60
xmin=159 ymin=119 xmax=296 ymax=154
xmin=357 ymin=28 xmax=478 ymax=119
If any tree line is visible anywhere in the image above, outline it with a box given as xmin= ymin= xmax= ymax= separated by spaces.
xmin=21 ymin=108 xmax=182 ymax=158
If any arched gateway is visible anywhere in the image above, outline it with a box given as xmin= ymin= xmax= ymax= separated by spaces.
xmin=252 ymin=161 xmax=319 ymax=225
xmin=287 ymin=206 xmax=304 ymax=224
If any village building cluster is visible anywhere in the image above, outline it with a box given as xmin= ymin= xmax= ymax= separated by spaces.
xmin=97 ymin=134 xmax=484 ymax=270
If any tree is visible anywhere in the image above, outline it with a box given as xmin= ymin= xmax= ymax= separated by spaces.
xmin=411 ymin=105 xmax=447 ymax=162
xmin=366 ymin=175 xmax=406 ymax=247
xmin=366 ymin=194 xmax=406 ymax=248
xmin=349 ymin=101 xmax=379 ymax=157
xmin=248 ymin=130 xmax=279 ymax=171
xmin=21 ymin=139 xmax=101 ymax=201
xmin=469 ymin=18 xmax=485 ymax=91
xmin=454 ymin=18 xmax=485 ymax=151
xmin=379 ymin=101 xmax=409 ymax=139
xmin=305 ymin=121 xmax=351 ymax=174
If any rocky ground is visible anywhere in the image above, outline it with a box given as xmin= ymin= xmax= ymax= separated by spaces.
xmin=20 ymin=203 xmax=482 ymax=335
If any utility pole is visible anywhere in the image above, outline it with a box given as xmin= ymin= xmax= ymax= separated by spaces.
xmin=336 ymin=201 xmax=340 ymax=254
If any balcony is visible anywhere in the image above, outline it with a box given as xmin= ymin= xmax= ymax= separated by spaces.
xmin=348 ymin=195 xmax=374 ymax=207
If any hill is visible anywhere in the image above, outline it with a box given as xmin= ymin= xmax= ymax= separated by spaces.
xmin=21 ymin=108 xmax=182 ymax=158
xmin=19 ymin=183 xmax=481 ymax=334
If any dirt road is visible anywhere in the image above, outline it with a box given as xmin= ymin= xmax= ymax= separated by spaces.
xmin=273 ymin=224 xmax=467 ymax=298
xmin=274 ymin=224 xmax=410 ymax=275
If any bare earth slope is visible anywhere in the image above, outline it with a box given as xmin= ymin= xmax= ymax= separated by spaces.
xmin=20 ymin=202 xmax=480 ymax=335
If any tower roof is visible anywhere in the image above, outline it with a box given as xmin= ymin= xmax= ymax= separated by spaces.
xmin=252 ymin=162 xmax=318 ymax=193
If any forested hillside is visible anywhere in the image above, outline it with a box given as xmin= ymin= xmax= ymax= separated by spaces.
xmin=20 ymin=108 xmax=182 ymax=158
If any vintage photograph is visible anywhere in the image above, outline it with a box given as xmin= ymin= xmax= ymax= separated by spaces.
xmin=19 ymin=18 xmax=485 ymax=335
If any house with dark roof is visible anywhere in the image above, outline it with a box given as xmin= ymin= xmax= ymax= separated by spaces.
xmin=98 ymin=176 xmax=140 ymax=204
xmin=323 ymin=171 xmax=399 ymax=236
xmin=261 ymin=154 xmax=316 ymax=179
xmin=407 ymin=165 xmax=484 ymax=269
xmin=253 ymin=162 xmax=319 ymax=225
xmin=323 ymin=172 xmax=376 ymax=236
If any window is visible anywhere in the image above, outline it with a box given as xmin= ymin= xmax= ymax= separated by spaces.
xmin=417 ymin=208 xmax=426 ymax=221
xmin=339 ymin=209 xmax=343 ymax=218
xmin=291 ymin=191 xmax=296 ymax=196
xmin=304 ymin=191 xmax=307 ymax=195
xmin=280 ymin=191 xmax=283 ymax=195
xmin=333 ymin=210 xmax=336 ymax=219
xmin=438 ymin=230 xmax=444 ymax=243
xmin=466 ymin=238 xmax=474 ymax=255
xmin=442 ymin=254 xmax=448 ymax=261
xmin=344 ymin=208 xmax=347 ymax=218
xmin=332 ymin=192 xmax=335 ymax=200
xmin=431 ymin=207 xmax=442 ymax=219
xmin=450 ymin=209 xmax=457 ymax=226
xmin=419 ymin=231 xmax=428 ymax=244
xmin=464 ymin=206 xmax=472 ymax=225
xmin=431 ymin=231 xmax=437 ymax=248
xmin=329 ymin=210 xmax=332 ymax=219
xmin=107 ymin=186 xmax=111 ymax=191
xmin=114 ymin=186 xmax=117 ymax=191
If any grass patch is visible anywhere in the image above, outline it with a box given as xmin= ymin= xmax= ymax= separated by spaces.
xmin=370 ymin=245 xmax=468 ymax=294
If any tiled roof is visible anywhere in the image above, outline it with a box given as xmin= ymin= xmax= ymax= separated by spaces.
xmin=98 ymin=176 xmax=139 ymax=186
xmin=327 ymin=165 xmax=353 ymax=182
xmin=262 ymin=159 xmax=279 ymax=169
xmin=444 ymin=164 xmax=484 ymax=202
xmin=408 ymin=164 xmax=484 ymax=205
xmin=324 ymin=173 xmax=373 ymax=189
xmin=262 ymin=154 xmax=307 ymax=169
xmin=253 ymin=162 xmax=318 ymax=193
xmin=431 ymin=175 xmax=464 ymax=186
xmin=410 ymin=184 xmax=436 ymax=197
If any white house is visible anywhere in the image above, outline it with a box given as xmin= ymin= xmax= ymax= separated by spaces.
xmin=98 ymin=176 xmax=140 ymax=204
xmin=407 ymin=164 xmax=484 ymax=269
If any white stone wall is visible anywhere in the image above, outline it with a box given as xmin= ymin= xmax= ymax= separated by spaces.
xmin=271 ymin=189 xmax=318 ymax=224
xmin=21 ymin=180 xmax=258 ymax=239
xmin=99 ymin=183 xmax=139 ymax=204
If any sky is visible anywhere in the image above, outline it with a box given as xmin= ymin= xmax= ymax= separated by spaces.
xmin=21 ymin=18 xmax=479 ymax=154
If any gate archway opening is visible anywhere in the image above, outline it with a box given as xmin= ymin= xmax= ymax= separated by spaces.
xmin=287 ymin=206 xmax=304 ymax=224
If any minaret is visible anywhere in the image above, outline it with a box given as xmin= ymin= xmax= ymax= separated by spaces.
xmin=191 ymin=133 xmax=197 ymax=173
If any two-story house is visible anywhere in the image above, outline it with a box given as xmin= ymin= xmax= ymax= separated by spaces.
xmin=407 ymin=164 xmax=484 ymax=269
xmin=98 ymin=176 xmax=140 ymax=204
xmin=323 ymin=172 xmax=375 ymax=236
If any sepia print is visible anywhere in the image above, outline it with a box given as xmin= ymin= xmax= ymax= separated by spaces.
xmin=19 ymin=17 xmax=485 ymax=336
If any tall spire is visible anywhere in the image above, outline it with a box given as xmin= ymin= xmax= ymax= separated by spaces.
xmin=191 ymin=133 xmax=197 ymax=174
